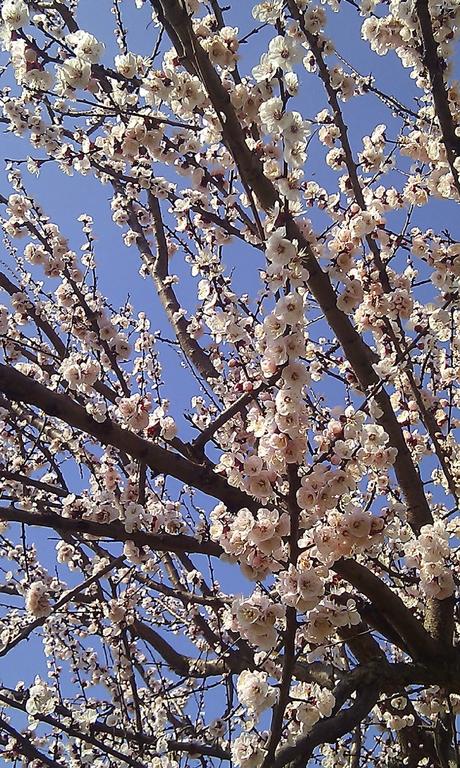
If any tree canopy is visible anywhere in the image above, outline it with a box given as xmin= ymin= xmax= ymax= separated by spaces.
xmin=0 ymin=0 xmax=459 ymax=766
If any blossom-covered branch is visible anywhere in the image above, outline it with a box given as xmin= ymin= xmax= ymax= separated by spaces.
xmin=0 ymin=0 xmax=459 ymax=766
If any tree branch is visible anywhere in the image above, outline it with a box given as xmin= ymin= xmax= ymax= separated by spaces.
xmin=0 ymin=363 xmax=254 ymax=512
xmin=334 ymin=559 xmax=439 ymax=660
xmin=415 ymin=0 xmax=460 ymax=197
xmin=0 ymin=505 xmax=222 ymax=557
xmin=128 ymin=195 xmax=219 ymax=380
xmin=152 ymin=0 xmax=434 ymax=542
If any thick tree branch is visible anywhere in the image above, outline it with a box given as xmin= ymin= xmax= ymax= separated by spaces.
xmin=152 ymin=0 xmax=434 ymax=542
xmin=334 ymin=559 xmax=440 ymax=660
xmin=0 ymin=505 xmax=222 ymax=557
xmin=415 ymin=0 xmax=460 ymax=197
xmin=273 ymin=683 xmax=379 ymax=768
xmin=128 ymin=195 xmax=219 ymax=380
xmin=0 ymin=363 xmax=253 ymax=511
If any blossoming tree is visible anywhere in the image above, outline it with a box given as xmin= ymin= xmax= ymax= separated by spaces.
xmin=0 ymin=0 xmax=459 ymax=765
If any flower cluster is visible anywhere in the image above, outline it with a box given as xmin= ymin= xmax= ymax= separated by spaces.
xmin=60 ymin=353 xmax=100 ymax=394
xmin=236 ymin=670 xmax=277 ymax=716
xmin=117 ymin=394 xmax=151 ymax=431
xmin=300 ymin=597 xmax=361 ymax=645
xmin=26 ymin=677 xmax=57 ymax=717
xmin=276 ymin=561 xmax=325 ymax=612
xmin=25 ymin=580 xmax=52 ymax=618
xmin=405 ymin=522 xmax=455 ymax=600
xmin=231 ymin=732 xmax=266 ymax=768
xmin=308 ymin=505 xmax=385 ymax=564
xmin=1 ymin=0 xmax=29 ymax=30
xmin=224 ymin=591 xmax=285 ymax=650
xmin=210 ymin=504 xmax=289 ymax=579
xmin=285 ymin=682 xmax=335 ymax=739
